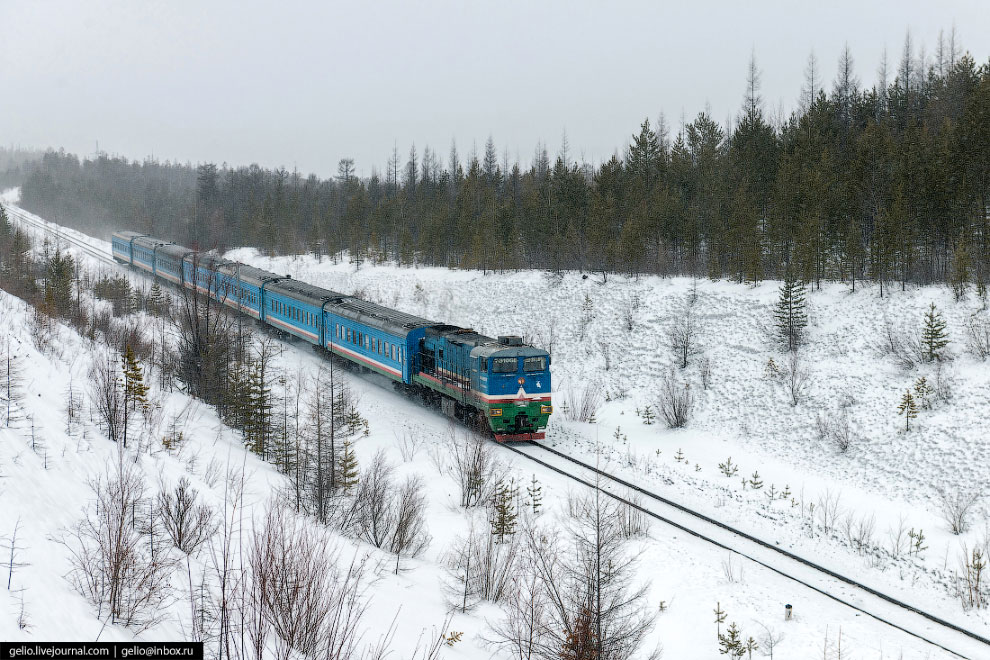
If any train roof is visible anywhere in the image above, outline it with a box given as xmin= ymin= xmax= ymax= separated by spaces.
xmin=112 ymin=230 xmax=147 ymax=241
xmin=334 ymin=297 xmax=435 ymax=336
xmin=156 ymin=243 xmax=193 ymax=260
xmin=268 ymin=278 xmax=347 ymax=307
xmin=132 ymin=235 xmax=169 ymax=249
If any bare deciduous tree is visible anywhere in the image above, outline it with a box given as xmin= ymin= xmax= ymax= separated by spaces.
xmin=667 ymin=304 xmax=701 ymax=369
xmin=489 ymin=484 xmax=660 ymax=660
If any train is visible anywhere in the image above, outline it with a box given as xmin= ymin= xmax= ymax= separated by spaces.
xmin=111 ymin=231 xmax=552 ymax=441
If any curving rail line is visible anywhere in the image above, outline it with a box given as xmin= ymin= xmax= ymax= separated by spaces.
xmin=6 ymin=200 xmax=988 ymax=658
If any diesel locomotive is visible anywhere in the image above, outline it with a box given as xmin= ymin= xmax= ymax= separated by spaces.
xmin=111 ymin=231 xmax=552 ymax=440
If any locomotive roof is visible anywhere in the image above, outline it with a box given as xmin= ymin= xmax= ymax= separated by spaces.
xmin=427 ymin=326 xmax=548 ymax=359
xmin=334 ymin=297 xmax=435 ymax=335
xmin=268 ymin=278 xmax=347 ymax=307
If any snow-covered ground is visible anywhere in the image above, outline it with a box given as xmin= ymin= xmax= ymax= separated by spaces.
xmin=2 ymin=191 xmax=988 ymax=658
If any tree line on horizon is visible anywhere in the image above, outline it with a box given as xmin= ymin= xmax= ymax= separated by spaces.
xmin=10 ymin=32 xmax=990 ymax=295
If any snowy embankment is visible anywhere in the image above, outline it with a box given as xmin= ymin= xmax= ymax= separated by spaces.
xmin=0 ymin=191 xmax=983 ymax=658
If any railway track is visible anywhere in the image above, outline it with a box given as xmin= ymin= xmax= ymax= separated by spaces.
xmin=7 ymin=200 xmax=988 ymax=658
xmin=500 ymin=439 xmax=990 ymax=659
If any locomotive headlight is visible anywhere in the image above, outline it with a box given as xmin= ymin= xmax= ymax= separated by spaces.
xmin=490 ymin=408 xmax=503 ymax=417
xmin=541 ymin=405 xmax=553 ymax=414
xmin=517 ymin=377 xmax=525 ymax=385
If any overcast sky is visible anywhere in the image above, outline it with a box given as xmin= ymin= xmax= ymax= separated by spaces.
xmin=2 ymin=1 xmax=987 ymax=178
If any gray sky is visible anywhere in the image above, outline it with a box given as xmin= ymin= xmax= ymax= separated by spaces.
xmin=2 ymin=0 xmax=987 ymax=178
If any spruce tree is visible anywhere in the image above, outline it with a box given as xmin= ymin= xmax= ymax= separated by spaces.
xmin=921 ymin=302 xmax=949 ymax=362
xmin=147 ymin=281 xmax=167 ymax=316
xmin=774 ymin=269 xmax=807 ymax=351
xmin=898 ymin=390 xmax=918 ymax=431
xmin=490 ymin=478 xmax=519 ymax=542
xmin=718 ymin=622 xmax=745 ymax=657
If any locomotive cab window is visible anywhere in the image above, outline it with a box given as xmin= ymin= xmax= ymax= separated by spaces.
xmin=524 ymin=357 xmax=547 ymax=372
xmin=492 ymin=357 xmax=517 ymax=373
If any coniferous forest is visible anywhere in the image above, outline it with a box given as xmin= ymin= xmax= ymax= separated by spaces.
xmin=10 ymin=38 xmax=990 ymax=294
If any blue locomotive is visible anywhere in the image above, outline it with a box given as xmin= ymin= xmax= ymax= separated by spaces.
xmin=111 ymin=231 xmax=552 ymax=440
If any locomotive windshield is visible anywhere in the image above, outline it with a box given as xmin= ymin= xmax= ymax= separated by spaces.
xmin=492 ymin=357 xmax=517 ymax=373
xmin=524 ymin=356 xmax=547 ymax=371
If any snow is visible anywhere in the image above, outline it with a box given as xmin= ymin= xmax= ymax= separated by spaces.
xmin=1 ymin=192 xmax=987 ymax=658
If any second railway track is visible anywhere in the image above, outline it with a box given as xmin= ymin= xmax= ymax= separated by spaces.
xmin=500 ymin=439 xmax=990 ymax=659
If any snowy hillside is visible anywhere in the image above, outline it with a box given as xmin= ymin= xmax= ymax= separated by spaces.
xmin=0 ymin=194 xmax=987 ymax=658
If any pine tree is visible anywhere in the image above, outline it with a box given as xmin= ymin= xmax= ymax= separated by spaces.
xmin=714 ymin=602 xmax=727 ymax=639
xmin=897 ymin=389 xmax=918 ymax=431
xmin=526 ymin=474 xmax=543 ymax=515
xmin=337 ymin=439 xmax=359 ymax=493
xmin=921 ymin=302 xmax=949 ymax=362
xmin=774 ymin=269 xmax=807 ymax=351
xmin=121 ymin=345 xmax=150 ymax=419
xmin=913 ymin=376 xmax=933 ymax=410
xmin=748 ymin=471 xmax=764 ymax=489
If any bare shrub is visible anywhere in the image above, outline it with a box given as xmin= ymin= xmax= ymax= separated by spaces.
xmin=667 ymin=303 xmax=701 ymax=369
xmin=957 ymin=542 xmax=988 ymax=610
xmin=816 ymin=490 xmax=843 ymax=535
xmin=880 ymin=315 xmax=924 ymax=370
xmin=938 ymin=488 xmax=981 ymax=535
xmin=617 ymin=491 xmax=650 ymax=539
xmin=444 ymin=518 xmax=522 ymax=612
xmin=397 ymin=429 xmax=424 ymax=462
xmin=933 ymin=362 xmax=955 ymax=405
xmin=700 ymin=355 xmax=712 ymax=390
xmin=158 ymin=477 xmax=217 ymax=555
xmin=816 ymin=408 xmax=854 ymax=452
xmin=966 ymin=313 xmax=990 ymax=360
xmin=657 ymin=369 xmax=694 ymax=428
xmin=560 ymin=382 xmax=603 ymax=423
xmin=439 ymin=431 xmax=507 ymax=508
xmin=353 ymin=451 xmax=431 ymax=564
xmin=61 ymin=460 xmax=175 ymax=631
xmin=248 ymin=505 xmax=376 ymax=659
xmin=784 ymin=351 xmax=811 ymax=406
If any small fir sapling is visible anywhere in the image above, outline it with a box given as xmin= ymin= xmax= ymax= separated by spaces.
xmin=525 ymin=474 xmax=543 ymax=515
xmin=749 ymin=472 xmax=764 ymax=490
xmin=897 ymin=390 xmax=918 ymax=431
xmin=719 ymin=457 xmax=739 ymax=477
